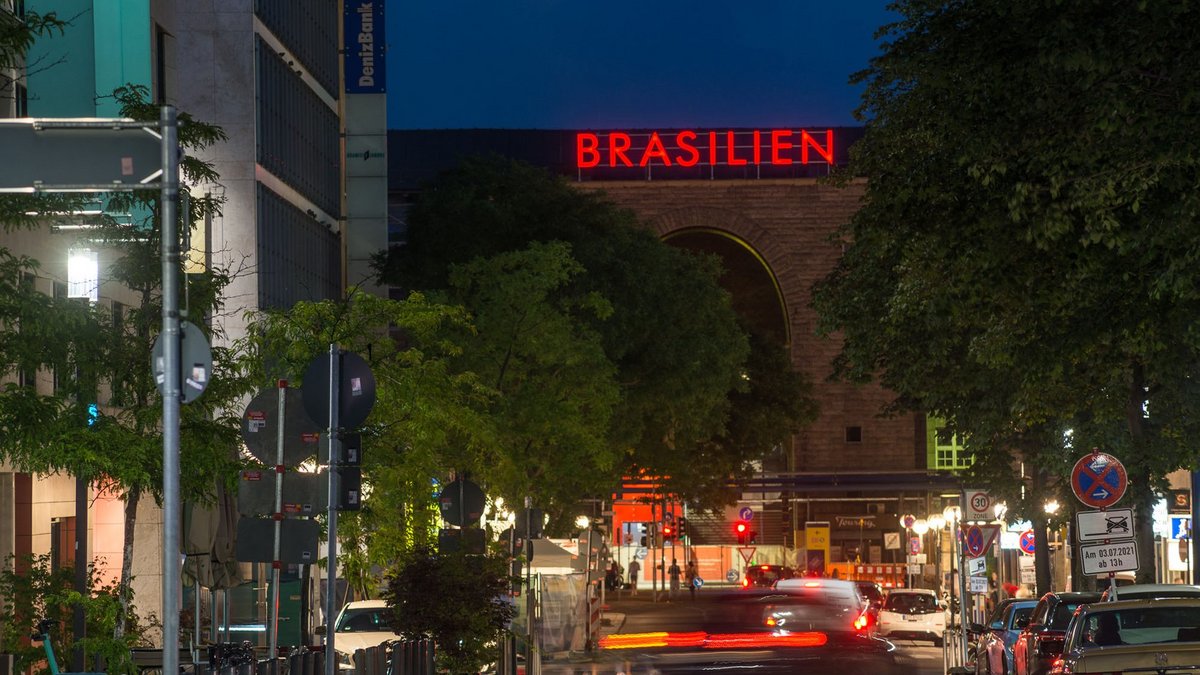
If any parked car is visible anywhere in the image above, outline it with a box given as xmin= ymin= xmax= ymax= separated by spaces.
xmin=855 ymin=581 xmax=885 ymax=627
xmin=876 ymin=589 xmax=946 ymax=646
xmin=1098 ymin=582 xmax=1200 ymax=602
xmin=1012 ymin=592 xmax=1101 ymax=675
xmin=1050 ymin=598 xmax=1200 ymax=675
xmin=320 ymin=599 xmax=400 ymax=670
xmin=974 ymin=598 xmax=1038 ymax=675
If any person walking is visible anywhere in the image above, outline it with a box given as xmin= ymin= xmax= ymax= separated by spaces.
xmin=685 ymin=560 xmax=698 ymax=601
xmin=668 ymin=558 xmax=682 ymax=599
xmin=628 ymin=559 xmax=641 ymax=595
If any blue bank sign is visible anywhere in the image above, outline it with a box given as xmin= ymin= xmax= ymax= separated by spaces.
xmin=344 ymin=0 xmax=385 ymax=94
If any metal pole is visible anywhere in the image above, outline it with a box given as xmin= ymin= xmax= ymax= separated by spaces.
xmin=323 ymin=345 xmax=341 ymax=675
xmin=957 ymin=494 xmax=970 ymax=665
xmin=269 ymin=379 xmax=287 ymax=664
xmin=524 ymin=497 xmax=533 ymax=673
xmin=160 ymin=105 xmax=182 ymax=675
xmin=72 ymin=475 xmax=87 ymax=671
xmin=1192 ymin=471 xmax=1199 ymax=585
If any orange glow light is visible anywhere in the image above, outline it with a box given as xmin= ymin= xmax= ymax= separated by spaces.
xmin=599 ymin=631 xmax=827 ymax=651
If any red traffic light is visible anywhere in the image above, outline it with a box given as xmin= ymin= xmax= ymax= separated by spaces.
xmin=663 ymin=524 xmax=674 ymax=536
xmin=735 ymin=522 xmax=748 ymax=534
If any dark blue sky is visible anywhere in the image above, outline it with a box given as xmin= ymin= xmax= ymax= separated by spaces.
xmin=385 ymin=2 xmax=895 ymax=130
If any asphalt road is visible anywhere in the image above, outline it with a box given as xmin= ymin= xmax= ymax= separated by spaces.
xmin=540 ymin=587 xmax=949 ymax=674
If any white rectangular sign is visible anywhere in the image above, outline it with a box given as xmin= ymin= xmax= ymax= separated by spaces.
xmin=967 ymin=556 xmax=987 ymax=576
xmin=970 ymin=576 xmax=989 ymax=593
xmin=884 ymin=532 xmax=901 ymax=550
xmin=907 ymin=564 xmax=922 ymax=576
xmin=1080 ymin=539 xmax=1139 ymax=575
xmin=965 ymin=489 xmax=993 ymax=521
xmin=1075 ymin=508 xmax=1134 ymax=543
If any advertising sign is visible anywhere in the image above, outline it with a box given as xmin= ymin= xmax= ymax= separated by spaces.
xmin=343 ymin=0 xmax=385 ymax=93
xmin=805 ymin=521 xmax=830 ymax=577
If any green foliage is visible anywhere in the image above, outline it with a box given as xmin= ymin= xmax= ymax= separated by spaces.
xmin=0 ymin=555 xmax=146 ymax=675
xmin=812 ymin=1 xmax=1200 ymax=559
xmin=375 ymin=156 xmax=774 ymax=506
xmin=382 ymin=547 xmax=515 ymax=674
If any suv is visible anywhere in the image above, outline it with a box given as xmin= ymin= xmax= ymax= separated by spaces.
xmin=877 ymin=589 xmax=945 ymax=646
xmin=1098 ymin=583 xmax=1200 ymax=602
xmin=1011 ymin=591 xmax=1101 ymax=675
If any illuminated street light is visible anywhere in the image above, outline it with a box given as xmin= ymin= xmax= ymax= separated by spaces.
xmin=1043 ymin=499 xmax=1060 ymax=515
xmin=575 ymin=515 xmax=591 ymax=529
xmin=912 ymin=519 xmax=930 ymax=535
xmin=994 ymin=502 xmax=1008 ymax=521
xmin=943 ymin=505 xmax=961 ymax=524
xmin=928 ymin=514 xmax=946 ymax=531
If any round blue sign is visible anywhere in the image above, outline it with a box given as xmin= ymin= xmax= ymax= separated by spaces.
xmin=726 ymin=569 xmax=740 ymax=583
xmin=738 ymin=506 xmax=755 ymax=521
xmin=693 ymin=576 xmax=704 ymax=588
xmin=1070 ymin=452 xmax=1128 ymax=508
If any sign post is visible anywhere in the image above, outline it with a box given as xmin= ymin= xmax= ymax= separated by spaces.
xmin=1069 ymin=449 xmax=1135 ymax=597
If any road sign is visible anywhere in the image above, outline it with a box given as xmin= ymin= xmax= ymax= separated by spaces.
xmin=237 ymin=470 xmax=328 ymax=515
xmin=901 ymin=514 xmax=917 ymax=529
xmin=883 ymin=532 xmax=901 ymax=550
xmin=1070 ymin=451 xmax=1128 ymax=508
xmin=152 ymin=321 xmax=211 ymax=404
xmin=1076 ymin=508 xmax=1134 ymax=543
xmin=0 ymin=118 xmax=163 ymax=191
xmin=693 ymin=576 xmax=705 ymax=588
xmin=910 ymin=536 xmax=922 ymax=554
xmin=967 ymin=556 xmax=987 ymax=576
xmin=964 ymin=525 xmax=987 ymax=557
xmin=438 ymin=479 xmax=486 ymax=526
xmin=738 ymin=546 xmax=757 ymax=564
xmin=235 ymin=517 xmax=320 ymax=564
xmin=970 ymin=576 xmax=989 ymax=594
xmin=1019 ymin=530 xmax=1036 ymax=555
xmin=635 ymin=547 xmax=648 ymax=560
xmin=1080 ymin=539 xmax=1138 ymax=575
xmin=301 ymin=350 xmax=377 ymax=429
xmin=738 ymin=506 xmax=755 ymax=521
xmin=965 ymin=489 xmax=993 ymax=521
xmin=726 ymin=569 xmax=740 ymax=583
xmin=240 ymin=387 xmax=322 ymax=465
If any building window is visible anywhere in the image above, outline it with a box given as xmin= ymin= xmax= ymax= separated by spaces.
xmin=15 ymin=81 xmax=27 ymax=117
xmin=845 ymin=426 xmax=862 ymax=443
xmin=927 ymin=416 xmax=972 ymax=470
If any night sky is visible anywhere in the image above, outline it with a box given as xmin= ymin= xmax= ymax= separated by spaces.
xmin=385 ymin=1 xmax=896 ymax=130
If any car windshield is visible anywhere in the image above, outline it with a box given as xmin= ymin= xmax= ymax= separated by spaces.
xmin=336 ymin=608 xmax=390 ymax=633
xmin=1049 ymin=602 xmax=1084 ymax=629
xmin=1010 ymin=606 xmax=1034 ymax=629
xmin=883 ymin=593 xmax=939 ymax=614
xmin=1080 ymin=607 xmax=1200 ymax=648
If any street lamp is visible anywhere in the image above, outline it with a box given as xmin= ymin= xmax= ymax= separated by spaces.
xmin=912 ymin=519 xmax=930 ymax=536
xmin=928 ymin=514 xmax=946 ymax=531
xmin=575 ymin=515 xmax=591 ymax=530
xmin=943 ymin=505 xmax=962 ymax=525
xmin=1043 ymin=500 xmax=1060 ymax=516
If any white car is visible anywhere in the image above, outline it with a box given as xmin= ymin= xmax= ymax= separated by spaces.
xmin=324 ymin=599 xmax=400 ymax=670
xmin=877 ymin=589 xmax=946 ymax=646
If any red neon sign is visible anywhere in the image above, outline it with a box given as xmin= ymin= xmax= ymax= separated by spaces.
xmin=576 ymin=129 xmax=835 ymax=169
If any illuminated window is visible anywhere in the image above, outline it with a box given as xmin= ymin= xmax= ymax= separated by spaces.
xmin=927 ymin=417 xmax=972 ymax=470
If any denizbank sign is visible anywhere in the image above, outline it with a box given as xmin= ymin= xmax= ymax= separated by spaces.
xmin=344 ymin=0 xmax=385 ymax=94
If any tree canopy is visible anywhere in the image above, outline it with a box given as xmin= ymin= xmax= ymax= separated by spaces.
xmin=812 ymin=0 xmax=1200 ymax=578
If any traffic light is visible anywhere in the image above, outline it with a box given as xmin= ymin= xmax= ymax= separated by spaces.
xmin=735 ymin=520 xmax=749 ymax=545
xmin=662 ymin=523 xmax=675 ymax=542
xmin=749 ymin=528 xmax=759 ymax=545
xmin=678 ymin=517 xmax=688 ymax=538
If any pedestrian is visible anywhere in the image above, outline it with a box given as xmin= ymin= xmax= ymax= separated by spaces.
xmin=605 ymin=562 xmax=619 ymax=591
xmin=668 ymin=558 xmax=681 ymax=598
xmin=685 ymin=561 xmax=698 ymax=601
xmin=628 ymin=559 xmax=641 ymax=595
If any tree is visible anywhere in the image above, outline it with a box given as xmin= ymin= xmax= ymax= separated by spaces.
xmin=382 ymin=546 xmax=514 ymax=675
xmin=0 ymin=84 xmax=244 ymax=633
xmin=375 ymin=156 xmax=805 ymax=506
xmin=812 ymin=1 xmax=1200 ymax=579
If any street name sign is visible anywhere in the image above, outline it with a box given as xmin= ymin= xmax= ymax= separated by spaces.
xmin=0 ymin=118 xmax=163 ymax=191
xmin=1080 ymin=539 xmax=1138 ymax=575
xmin=1076 ymin=508 xmax=1134 ymax=543
xmin=1070 ymin=451 xmax=1128 ymax=508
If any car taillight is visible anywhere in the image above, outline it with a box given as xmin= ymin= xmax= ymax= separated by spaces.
xmin=853 ymin=610 xmax=871 ymax=632
xmin=765 ymin=616 xmax=777 ymax=627
xmin=741 ymin=577 xmax=750 ymax=588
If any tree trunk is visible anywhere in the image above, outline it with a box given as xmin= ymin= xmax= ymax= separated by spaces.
xmin=115 ymin=486 xmax=140 ymax=640
xmin=1125 ymin=361 xmax=1155 ymax=583
xmin=1031 ymin=468 xmax=1053 ymax=594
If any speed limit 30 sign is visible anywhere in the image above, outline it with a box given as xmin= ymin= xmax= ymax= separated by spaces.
xmin=965 ymin=489 xmax=993 ymax=521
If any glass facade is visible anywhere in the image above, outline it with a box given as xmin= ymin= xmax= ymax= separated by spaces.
xmin=256 ymin=184 xmax=340 ymax=310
